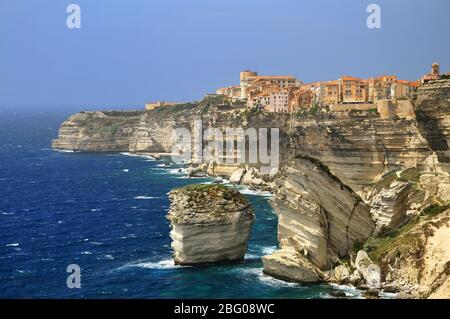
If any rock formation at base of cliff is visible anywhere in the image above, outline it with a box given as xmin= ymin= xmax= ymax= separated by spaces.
xmin=262 ymin=245 xmax=321 ymax=283
xmin=354 ymin=250 xmax=381 ymax=288
xmin=262 ymin=156 xmax=375 ymax=281
xmin=167 ymin=184 xmax=255 ymax=265
xmin=370 ymin=181 xmax=412 ymax=234
xmin=369 ymin=208 xmax=450 ymax=298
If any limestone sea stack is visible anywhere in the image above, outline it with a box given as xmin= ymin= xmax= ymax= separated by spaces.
xmin=167 ymin=184 xmax=255 ymax=265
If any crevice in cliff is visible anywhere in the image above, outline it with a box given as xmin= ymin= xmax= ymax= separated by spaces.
xmin=320 ymin=207 xmax=331 ymax=266
xmin=415 ymin=110 xmax=450 ymax=163
xmin=345 ymin=199 xmax=360 ymax=253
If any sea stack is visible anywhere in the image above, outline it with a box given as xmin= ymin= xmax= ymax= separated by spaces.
xmin=167 ymin=184 xmax=255 ymax=265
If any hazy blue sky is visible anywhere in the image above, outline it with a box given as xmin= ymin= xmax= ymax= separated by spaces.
xmin=0 ymin=0 xmax=449 ymax=110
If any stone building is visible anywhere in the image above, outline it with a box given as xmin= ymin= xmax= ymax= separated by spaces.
xmin=421 ymin=62 xmax=441 ymax=83
xmin=240 ymin=70 xmax=259 ymax=99
xmin=268 ymin=89 xmax=291 ymax=113
xmin=391 ymin=80 xmax=411 ymax=99
xmin=290 ymin=87 xmax=313 ymax=111
xmin=323 ymin=81 xmax=339 ymax=105
xmin=339 ymin=76 xmax=369 ymax=103
xmin=216 ymin=85 xmax=242 ymax=99
xmin=145 ymin=101 xmax=181 ymax=110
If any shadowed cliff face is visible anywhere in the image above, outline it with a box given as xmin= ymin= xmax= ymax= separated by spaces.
xmin=415 ymin=79 xmax=450 ymax=163
xmin=270 ymin=157 xmax=375 ymax=270
xmin=52 ymin=80 xmax=450 ymax=190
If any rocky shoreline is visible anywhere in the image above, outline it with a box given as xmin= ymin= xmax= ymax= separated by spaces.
xmin=155 ymin=155 xmax=449 ymax=298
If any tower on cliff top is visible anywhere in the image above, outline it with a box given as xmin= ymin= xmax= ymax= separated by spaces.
xmin=432 ymin=62 xmax=440 ymax=76
xmin=240 ymin=70 xmax=258 ymax=99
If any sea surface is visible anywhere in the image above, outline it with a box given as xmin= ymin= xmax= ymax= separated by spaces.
xmin=0 ymin=110 xmax=361 ymax=298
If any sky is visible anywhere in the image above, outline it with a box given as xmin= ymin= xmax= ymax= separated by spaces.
xmin=0 ymin=0 xmax=449 ymax=111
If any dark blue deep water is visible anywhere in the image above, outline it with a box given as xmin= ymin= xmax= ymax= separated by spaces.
xmin=0 ymin=111 xmax=357 ymax=298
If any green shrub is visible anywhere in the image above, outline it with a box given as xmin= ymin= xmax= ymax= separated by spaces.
xmin=422 ymin=204 xmax=450 ymax=217
xmin=398 ymin=167 xmax=421 ymax=183
xmin=309 ymin=104 xmax=319 ymax=114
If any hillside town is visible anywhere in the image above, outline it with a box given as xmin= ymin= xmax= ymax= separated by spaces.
xmin=145 ymin=63 xmax=448 ymax=116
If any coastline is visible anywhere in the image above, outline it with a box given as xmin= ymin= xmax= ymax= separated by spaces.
xmin=117 ymin=151 xmax=397 ymax=299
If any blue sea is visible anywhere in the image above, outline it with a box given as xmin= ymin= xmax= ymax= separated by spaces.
xmin=0 ymin=110 xmax=358 ymax=299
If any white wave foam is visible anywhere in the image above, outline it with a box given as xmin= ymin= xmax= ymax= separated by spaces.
xmin=244 ymin=253 xmax=260 ymax=260
xmin=6 ymin=243 xmax=19 ymax=247
xmin=166 ymin=168 xmax=186 ymax=175
xmin=90 ymin=208 xmax=102 ymax=212
xmin=326 ymin=283 xmax=395 ymax=299
xmin=133 ymin=196 xmax=158 ymax=200
xmin=237 ymin=268 xmax=299 ymax=288
xmin=327 ymin=283 xmax=362 ymax=298
xmin=80 ymin=251 xmax=92 ymax=255
xmin=261 ymin=246 xmax=278 ymax=255
xmin=122 ymin=258 xmax=186 ymax=270
xmin=119 ymin=234 xmax=137 ymax=239
xmin=237 ymin=187 xmax=272 ymax=197
xmin=1 ymin=211 xmax=14 ymax=215
xmin=57 ymin=149 xmax=77 ymax=153
xmin=135 ymin=259 xmax=177 ymax=269
xmin=120 ymin=152 xmax=155 ymax=161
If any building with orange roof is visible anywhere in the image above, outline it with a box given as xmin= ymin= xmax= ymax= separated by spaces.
xmin=323 ymin=81 xmax=340 ymax=105
xmin=238 ymin=70 xmax=300 ymax=100
xmin=267 ymin=88 xmax=291 ymax=113
xmin=367 ymin=75 xmax=398 ymax=102
xmin=290 ymin=87 xmax=313 ymax=112
xmin=338 ymin=76 xmax=369 ymax=104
